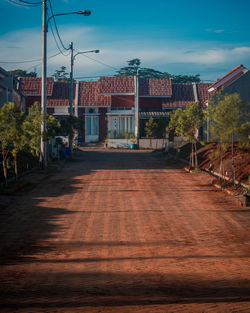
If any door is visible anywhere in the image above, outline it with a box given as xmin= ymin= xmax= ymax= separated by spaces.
xmin=85 ymin=115 xmax=99 ymax=143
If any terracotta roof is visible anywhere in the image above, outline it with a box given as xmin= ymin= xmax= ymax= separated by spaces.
xmin=208 ymin=64 xmax=248 ymax=91
xmin=139 ymin=78 xmax=172 ymax=96
xmin=196 ymin=83 xmax=211 ymax=105
xmin=162 ymin=83 xmax=210 ymax=108
xmin=47 ymin=82 xmax=76 ymax=107
xmin=100 ymin=76 xmax=135 ymax=94
xmin=162 ymin=83 xmax=195 ymax=108
xmin=20 ymin=77 xmax=54 ymax=96
xmin=79 ymin=81 xmax=111 ymax=107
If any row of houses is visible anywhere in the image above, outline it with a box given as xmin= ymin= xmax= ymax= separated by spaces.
xmin=1 ymin=64 xmax=249 ymax=144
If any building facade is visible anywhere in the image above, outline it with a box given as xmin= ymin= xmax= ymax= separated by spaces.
xmin=20 ymin=75 xmax=211 ymax=143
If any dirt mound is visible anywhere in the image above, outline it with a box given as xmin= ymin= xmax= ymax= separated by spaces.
xmin=176 ymin=142 xmax=249 ymax=185
xmin=197 ymin=143 xmax=249 ymax=185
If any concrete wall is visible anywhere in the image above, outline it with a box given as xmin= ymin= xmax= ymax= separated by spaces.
xmin=139 ymin=138 xmax=167 ymax=149
xmin=107 ymin=139 xmax=133 ymax=148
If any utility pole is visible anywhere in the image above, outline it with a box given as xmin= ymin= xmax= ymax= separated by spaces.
xmin=69 ymin=46 xmax=99 ymax=151
xmin=69 ymin=41 xmax=74 ymax=151
xmin=41 ymin=0 xmax=47 ymax=168
xmin=134 ymin=70 xmax=140 ymax=141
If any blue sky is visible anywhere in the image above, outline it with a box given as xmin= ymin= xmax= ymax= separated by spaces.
xmin=1 ymin=0 xmax=250 ymax=81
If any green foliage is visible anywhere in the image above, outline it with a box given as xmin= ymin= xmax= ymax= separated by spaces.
xmin=23 ymin=102 xmax=60 ymax=157
xmin=59 ymin=116 xmax=81 ymax=137
xmin=0 ymin=102 xmax=27 ymax=156
xmin=167 ymin=108 xmax=185 ymax=136
xmin=208 ymin=93 xmax=249 ymax=143
xmin=52 ymin=66 xmax=70 ymax=82
xmin=22 ymin=102 xmax=43 ymax=157
xmin=167 ymin=102 xmax=204 ymax=142
xmin=116 ymin=58 xmax=200 ymax=82
xmin=167 ymin=102 xmax=203 ymax=168
xmin=8 ymin=69 xmax=37 ymax=78
xmin=0 ymin=103 xmax=26 ymax=180
xmin=145 ymin=117 xmax=158 ymax=138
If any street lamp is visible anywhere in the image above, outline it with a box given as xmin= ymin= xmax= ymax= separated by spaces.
xmin=41 ymin=0 xmax=90 ymax=168
xmin=68 ymin=44 xmax=99 ymax=150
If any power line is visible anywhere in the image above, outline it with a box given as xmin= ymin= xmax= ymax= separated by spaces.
xmin=78 ymin=53 xmax=118 ymax=70
xmin=17 ymin=0 xmax=42 ymax=4
xmin=0 ymin=57 xmax=43 ymax=64
xmin=48 ymin=0 xmax=70 ymax=52
xmin=0 ymin=51 xmax=63 ymax=65
xmin=74 ymin=75 xmax=114 ymax=79
xmin=48 ymin=21 xmax=70 ymax=56
xmin=7 ymin=0 xmax=38 ymax=7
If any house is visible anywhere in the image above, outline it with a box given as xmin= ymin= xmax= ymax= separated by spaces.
xmin=207 ymin=64 xmax=250 ymax=106
xmin=0 ymin=67 xmax=25 ymax=111
xmin=19 ymin=75 xmax=210 ymax=144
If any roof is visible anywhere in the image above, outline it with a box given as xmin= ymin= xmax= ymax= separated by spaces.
xmin=20 ymin=77 xmax=54 ymax=96
xmin=208 ymin=64 xmax=248 ymax=92
xmin=100 ymin=76 xmax=135 ymax=94
xmin=19 ymin=76 xmax=211 ymax=109
xmin=79 ymin=81 xmax=111 ymax=107
xmin=139 ymin=78 xmax=172 ymax=97
xmin=139 ymin=111 xmax=170 ymax=119
xmin=162 ymin=83 xmax=210 ymax=108
xmin=196 ymin=83 xmax=211 ymax=105
xmin=162 ymin=83 xmax=195 ymax=108
xmin=0 ymin=67 xmax=11 ymax=78
xmin=47 ymin=82 xmax=75 ymax=107
xmin=100 ymin=76 xmax=173 ymax=97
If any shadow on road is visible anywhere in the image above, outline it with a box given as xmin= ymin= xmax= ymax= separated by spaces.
xmin=1 ymin=271 xmax=250 ymax=309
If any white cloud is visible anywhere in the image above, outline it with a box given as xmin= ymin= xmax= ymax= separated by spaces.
xmin=0 ymin=26 xmax=250 ymax=80
xmin=206 ymin=28 xmax=225 ymax=33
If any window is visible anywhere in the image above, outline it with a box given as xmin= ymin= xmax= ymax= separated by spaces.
xmin=86 ymin=116 xmax=99 ymax=136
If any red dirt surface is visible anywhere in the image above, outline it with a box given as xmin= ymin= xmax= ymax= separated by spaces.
xmin=0 ymin=148 xmax=250 ymax=312
xmin=197 ymin=143 xmax=250 ymax=185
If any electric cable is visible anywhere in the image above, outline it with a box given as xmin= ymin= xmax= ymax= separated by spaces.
xmin=77 ymin=53 xmax=118 ymax=70
xmin=0 ymin=51 xmax=63 ymax=65
xmin=17 ymin=0 xmax=42 ymax=4
xmin=48 ymin=21 xmax=70 ymax=56
xmin=7 ymin=0 xmax=38 ymax=7
xmin=48 ymin=0 xmax=70 ymax=51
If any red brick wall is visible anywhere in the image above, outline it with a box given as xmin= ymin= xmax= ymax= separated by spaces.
xmin=111 ymin=95 xmax=134 ymax=108
xmin=99 ymin=108 xmax=107 ymax=142
xmin=140 ymin=97 xmax=162 ymax=110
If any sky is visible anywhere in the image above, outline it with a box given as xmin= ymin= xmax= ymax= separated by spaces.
xmin=0 ymin=0 xmax=250 ymax=82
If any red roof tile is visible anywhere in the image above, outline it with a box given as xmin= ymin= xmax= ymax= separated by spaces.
xmin=20 ymin=77 xmax=54 ymax=96
xmin=196 ymin=83 xmax=211 ymax=105
xmin=139 ymin=78 xmax=172 ymax=96
xmin=100 ymin=76 xmax=135 ymax=94
xmin=79 ymin=81 xmax=111 ymax=107
xmin=162 ymin=83 xmax=210 ymax=108
xmin=162 ymin=83 xmax=195 ymax=108
xmin=47 ymin=82 xmax=75 ymax=107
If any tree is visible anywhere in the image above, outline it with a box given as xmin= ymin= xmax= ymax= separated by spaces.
xmin=0 ymin=103 xmax=26 ymax=182
xmin=207 ymin=93 xmax=250 ymax=184
xmin=167 ymin=102 xmax=204 ymax=168
xmin=59 ymin=115 xmax=82 ymax=147
xmin=23 ymin=102 xmax=60 ymax=160
xmin=9 ymin=69 xmax=37 ymax=78
xmin=145 ymin=117 xmax=158 ymax=138
xmin=52 ymin=66 xmax=70 ymax=82
xmin=116 ymin=58 xmax=201 ymax=82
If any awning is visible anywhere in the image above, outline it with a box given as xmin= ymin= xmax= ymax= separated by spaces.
xmin=139 ymin=111 xmax=170 ymax=119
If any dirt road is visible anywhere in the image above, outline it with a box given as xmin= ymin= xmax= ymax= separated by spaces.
xmin=0 ymin=148 xmax=250 ymax=312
